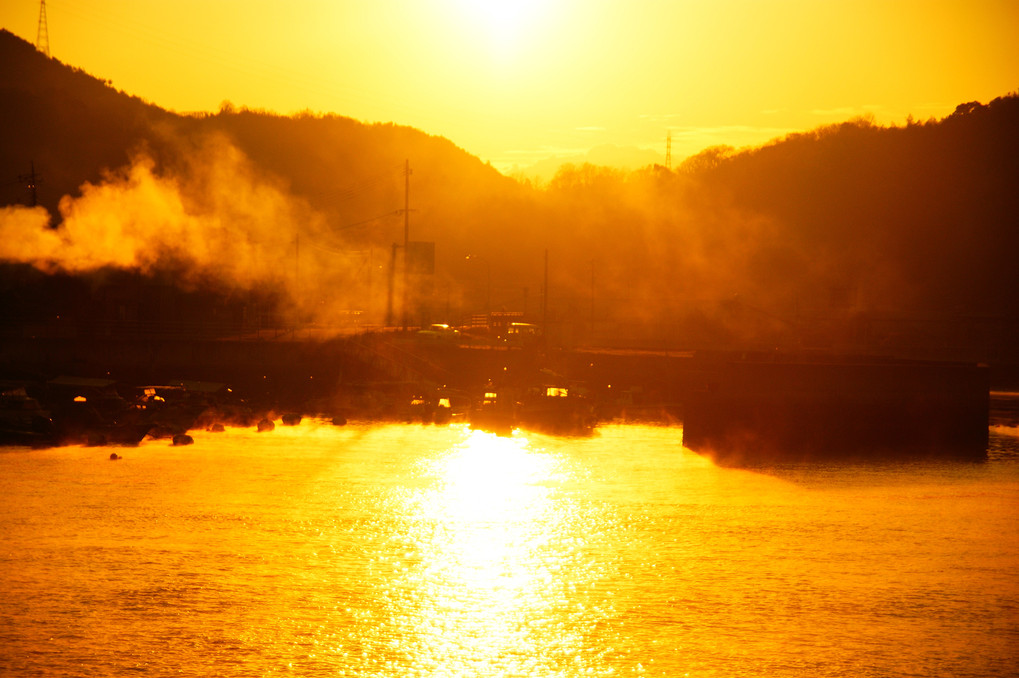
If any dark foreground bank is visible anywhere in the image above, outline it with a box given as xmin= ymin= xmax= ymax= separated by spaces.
xmin=1 ymin=331 xmax=1012 ymax=461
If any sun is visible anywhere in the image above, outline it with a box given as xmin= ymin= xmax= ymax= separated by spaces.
xmin=455 ymin=0 xmax=545 ymax=59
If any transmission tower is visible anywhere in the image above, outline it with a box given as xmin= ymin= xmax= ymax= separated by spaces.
xmin=36 ymin=0 xmax=50 ymax=56
xmin=665 ymin=131 xmax=672 ymax=170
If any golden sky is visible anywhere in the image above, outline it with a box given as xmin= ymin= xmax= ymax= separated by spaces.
xmin=3 ymin=0 xmax=1017 ymax=173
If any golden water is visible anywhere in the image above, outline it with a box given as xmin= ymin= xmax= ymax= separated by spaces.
xmin=2 ymin=423 xmax=1018 ymax=677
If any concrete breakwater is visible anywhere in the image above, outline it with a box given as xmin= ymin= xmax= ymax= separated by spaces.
xmin=682 ymin=357 xmax=990 ymax=463
xmin=0 ymin=332 xmax=1000 ymax=460
xmin=0 ymin=333 xmax=694 ymax=420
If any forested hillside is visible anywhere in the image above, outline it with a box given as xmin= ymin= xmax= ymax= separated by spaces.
xmin=2 ymin=29 xmax=1017 ymax=359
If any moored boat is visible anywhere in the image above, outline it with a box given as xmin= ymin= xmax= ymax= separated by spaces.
xmin=469 ymin=388 xmax=517 ymax=436
xmin=42 ymin=376 xmax=152 ymax=446
xmin=516 ymin=383 xmax=596 ymax=437
xmin=0 ymin=388 xmax=56 ymax=446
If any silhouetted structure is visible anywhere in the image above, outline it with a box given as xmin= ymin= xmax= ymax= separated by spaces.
xmin=36 ymin=1 xmax=49 ymax=57
xmin=683 ymin=354 xmax=989 ymax=464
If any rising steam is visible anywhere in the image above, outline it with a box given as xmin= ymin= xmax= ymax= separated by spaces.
xmin=0 ymin=135 xmax=378 ymax=325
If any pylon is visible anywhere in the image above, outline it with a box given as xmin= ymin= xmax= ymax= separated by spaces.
xmin=36 ymin=0 xmax=50 ymax=56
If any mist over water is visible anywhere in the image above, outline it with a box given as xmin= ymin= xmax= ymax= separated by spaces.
xmin=2 ymin=423 xmax=1017 ymax=677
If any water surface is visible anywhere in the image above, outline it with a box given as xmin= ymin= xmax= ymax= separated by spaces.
xmin=2 ymin=423 xmax=1017 ymax=677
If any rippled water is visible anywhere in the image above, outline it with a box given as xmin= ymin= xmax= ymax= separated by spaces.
xmin=2 ymin=423 xmax=1018 ymax=677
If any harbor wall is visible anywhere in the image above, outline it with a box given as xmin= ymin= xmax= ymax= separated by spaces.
xmin=682 ymin=358 xmax=990 ymax=463
xmin=0 ymin=335 xmax=996 ymax=459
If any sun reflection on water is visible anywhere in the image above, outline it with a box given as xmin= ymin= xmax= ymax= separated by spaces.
xmin=427 ymin=429 xmax=551 ymax=523
xmin=387 ymin=428 xmax=592 ymax=675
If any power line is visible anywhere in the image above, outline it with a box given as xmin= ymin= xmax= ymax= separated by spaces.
xmin=334 ymin=209 xmax=401 ymax=231
xmin=402 ymin=159 xmax=411 ymax=331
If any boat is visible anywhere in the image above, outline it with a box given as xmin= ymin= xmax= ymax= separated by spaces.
xmin=0 ymin=388 xmax=56 ymax=446
xmin=515 ymin=383 xmax=596 ymax=437
xmin=469 ymin=387 xmax=517 ymax=436
xmin=408 ymin=387 xmax=471 ymax=425
xmin=131 ymin=383 xmax=219 ymax=438
xmin=42 ymin=376 xmax=153 ymax=446
xmin=468 ymin=378 xmax=597 ymax=437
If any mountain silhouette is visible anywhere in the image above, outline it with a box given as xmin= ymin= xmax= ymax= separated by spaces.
xmin=2 ymin=29 xmax=1018 ymax=362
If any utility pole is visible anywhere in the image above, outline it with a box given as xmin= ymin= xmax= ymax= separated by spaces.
xmin=590 ymin=259 xmax=595 ymax=343
xmin=386 ymin=243 xmax=397 ymax=327
xmin=402 ymin=159 xmax=411 ymax=331
xmin=18 ymin=162 xmax=39 ymax=207
xmin=465 ymin=254 xmax=491 ymax=315
xmin=367 ymin=247 xmax=373 ymax=317
xmin=542 ymin=249 xmax=549 ymax=351
xmin=36 ymin=0 xmax=50 ymax=57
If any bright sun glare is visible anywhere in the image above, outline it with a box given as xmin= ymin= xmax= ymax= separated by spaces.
xmin=457 ymin=0 xmax=544 ymax=57
xmin=399 ymin=428 xmax=566 ymax=670
xmin=434 ymin=429 xmax=549 ymax=523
